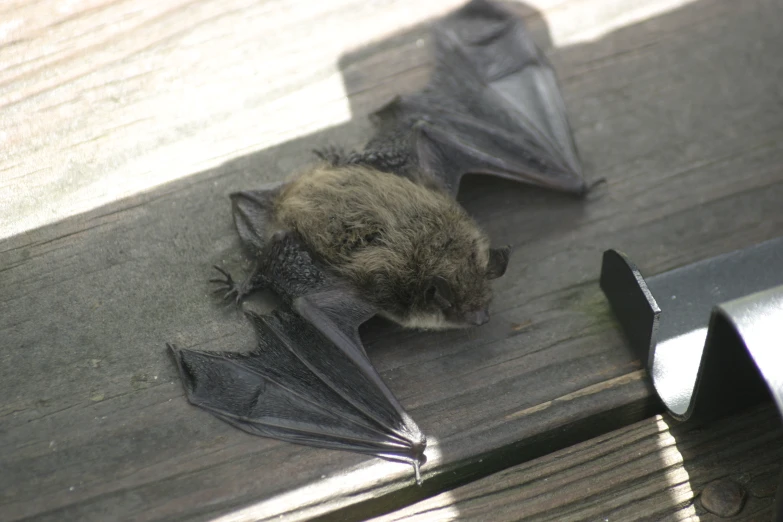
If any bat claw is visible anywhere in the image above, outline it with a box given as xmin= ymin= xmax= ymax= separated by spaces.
xmin=587 ymin=177 xmax=608 ymax=192
xmin=212 ymin=265 xmax=233 ymax=280
xmin=210 ymin=265 xmax=243 ymax=305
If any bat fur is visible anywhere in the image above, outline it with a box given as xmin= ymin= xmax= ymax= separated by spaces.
xmin=267 ymin=163 xmax=510 ymax=330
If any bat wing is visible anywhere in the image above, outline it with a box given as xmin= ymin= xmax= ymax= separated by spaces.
xmin=170 ymin=307 xmax=426 ymax=478
xmin=178 ymin=228 xmax=427 ymax=478
xmin=371 ymin=0 xmax=585 ymax=197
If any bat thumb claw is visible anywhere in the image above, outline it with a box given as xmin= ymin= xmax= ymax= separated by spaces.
xmin=586 ymin=177 xmax=608 ymax=194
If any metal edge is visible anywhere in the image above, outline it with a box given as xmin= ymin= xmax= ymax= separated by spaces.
xmin=599 ymin=249 xmax=661 ymax=369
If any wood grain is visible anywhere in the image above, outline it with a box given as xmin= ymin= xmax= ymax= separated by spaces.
xmin=371 ymin=404 xmax=783 ymax=521
xmin=0 ymin=0 xmax=468 ymax=240
xmin=3 ymin=0 xmax=783 ymax=520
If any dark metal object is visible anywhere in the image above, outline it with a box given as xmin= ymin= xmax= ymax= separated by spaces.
xmin=600 ymin=236 xmax=783 ymax=521
xmin=600 ymin=237 xmax=783 ymax=422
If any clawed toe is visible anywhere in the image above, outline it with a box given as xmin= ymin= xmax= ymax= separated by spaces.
xmin=210 ymin=265 xmax=241 ymax=304
xmin=211 ymin=265 xmax=233 ymax=281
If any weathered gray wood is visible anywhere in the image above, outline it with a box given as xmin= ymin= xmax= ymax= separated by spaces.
xmin=371 ymin=404 xmax=783 ymax=521
xmin=3 ymin=0 xmax=783 ymax=521
xmin=0 ymin=0 xmax=468 ymax=241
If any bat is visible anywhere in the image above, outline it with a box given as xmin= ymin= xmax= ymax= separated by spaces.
xmin=170 ymin=0 xmax=585 ymax=480
xmin=169 ymin=231 xmax=426 ymax=479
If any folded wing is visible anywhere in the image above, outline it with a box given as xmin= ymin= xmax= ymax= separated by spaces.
xmin=371 ymin=0 xmax=585 ymax=196
xmin=170 ymin=307 xmax=425 ymax=478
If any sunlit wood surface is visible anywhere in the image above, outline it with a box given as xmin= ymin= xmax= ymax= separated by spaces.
xmin=2 ymin=0 xmax=783 ymax=520
xmin=372 ymin=405 xmax=783 ymax=521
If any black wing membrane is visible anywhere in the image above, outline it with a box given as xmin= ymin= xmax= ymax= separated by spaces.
xmin=173 ymin=229 xmax=426 ymax=479
xmin=372 ymin=0 xmax=585 ymax=197
xmin=169 ymin=308 xmax=425 ymax=477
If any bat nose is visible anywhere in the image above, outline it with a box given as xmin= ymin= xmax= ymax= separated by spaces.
xmin=468 ymin=308 xmax=490 ymax=326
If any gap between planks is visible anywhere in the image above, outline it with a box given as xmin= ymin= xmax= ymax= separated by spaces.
xmin=370 ymin=403 xmax=783 ymax=521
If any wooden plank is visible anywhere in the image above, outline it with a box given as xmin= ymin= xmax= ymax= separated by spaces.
xmin=371 ymin=404 xmax=783 ymax=521
xmin=0 ymin=0 xmax=469 ymax=240
xmin=3 ymin=0 xmax=783 ymax=521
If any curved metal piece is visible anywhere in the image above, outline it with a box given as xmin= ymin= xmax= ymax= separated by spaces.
xmin=601 ymin=238 xmax=783 ymax=521
xmin=601 ymin=237 xmax=783 ymax=422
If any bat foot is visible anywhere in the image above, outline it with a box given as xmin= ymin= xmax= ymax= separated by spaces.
xmin=209 ymin=265 xmax=245 ymax=305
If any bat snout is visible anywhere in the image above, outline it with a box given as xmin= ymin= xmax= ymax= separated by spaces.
xmin=466 ymin=308 xmax=490 ymax=326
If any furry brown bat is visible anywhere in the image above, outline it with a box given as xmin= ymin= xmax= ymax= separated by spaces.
xmin=171 ymin=0 xmax=585 ymax=480
xmin=263 ymin=164 xmax=510 ymax=329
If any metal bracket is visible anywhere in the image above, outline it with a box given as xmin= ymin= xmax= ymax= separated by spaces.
xmin=600 ymin=236 xmax=783 ymax=521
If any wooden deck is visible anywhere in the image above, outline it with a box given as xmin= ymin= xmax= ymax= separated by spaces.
xmin=371 ymin=405 xmax=783 ymax=521
xmin=2 ymin=0 xmax=782 ymax=520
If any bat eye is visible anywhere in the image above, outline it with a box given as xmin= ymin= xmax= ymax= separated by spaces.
xmin=425 ymin=276 xmax=453 ymax=310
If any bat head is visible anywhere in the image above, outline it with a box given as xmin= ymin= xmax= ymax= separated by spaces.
xmin=421 ymin=244 xmax=511 ymax=329
xmin=393 ymin=240 xmax=511 ymax=330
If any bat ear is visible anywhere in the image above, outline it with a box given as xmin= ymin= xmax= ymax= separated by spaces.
xmin=230 ymin=185 xmax=282 ymax=253
xmin=425 ymin=276 xmax=453 ymax=309
xmin=486 ymin=246 xmax=511 ymax=280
